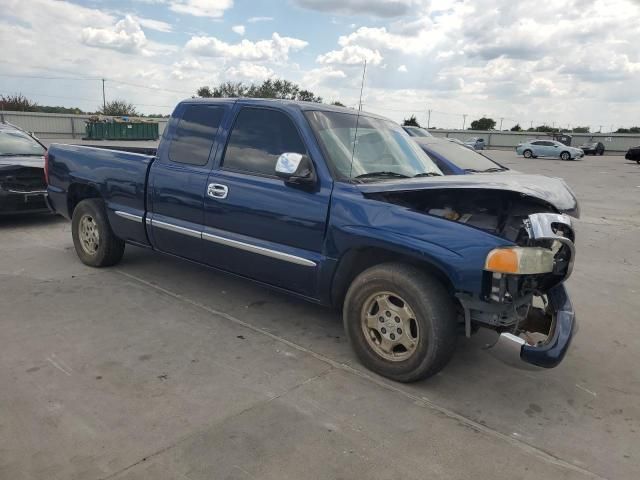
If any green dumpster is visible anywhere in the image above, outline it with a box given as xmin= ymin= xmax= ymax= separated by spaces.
xmin=84 ymin=122 xmax=159 ymax=140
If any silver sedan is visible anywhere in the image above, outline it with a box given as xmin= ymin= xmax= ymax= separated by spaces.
xmin=516 ymin=140 xmax=584 ymax=160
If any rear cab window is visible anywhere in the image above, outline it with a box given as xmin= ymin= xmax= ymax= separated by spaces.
xmin=169 ymin=104 xmax=225 ymax=166
xmin=222 ymin=107 xmax=307 ymax=176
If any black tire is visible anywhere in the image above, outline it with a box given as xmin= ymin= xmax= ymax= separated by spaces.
xmin=560 ymin=151 xmax=571 ymax=161
xmin=343 ymin=263 xmax=457 ymax=382
xmin=523 ymin=149 xmax=533 ymax=159
xmin=71 ymin=199 xmax=125 ymax=267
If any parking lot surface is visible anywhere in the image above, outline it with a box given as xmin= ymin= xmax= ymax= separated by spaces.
xmin=1 ymin=151 xmax=638 ymax=479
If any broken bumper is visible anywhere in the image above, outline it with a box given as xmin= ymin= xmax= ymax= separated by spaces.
xmin=487 ymin=284 xmax=576 ymax=369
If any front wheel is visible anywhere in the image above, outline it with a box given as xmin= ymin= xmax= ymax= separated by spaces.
xmin=72 ymin=199 xmax=125 ymax=267
xmin=560 ymin=151 xmax=571 ymax=161
xmin=343 ymin=263 xmax=457 ymax=382
xmin=523 ymin=149 xmax=533 ymax=158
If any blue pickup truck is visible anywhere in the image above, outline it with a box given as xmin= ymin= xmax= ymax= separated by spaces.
xmin=46 ymin=99 xmax=578 ymax=382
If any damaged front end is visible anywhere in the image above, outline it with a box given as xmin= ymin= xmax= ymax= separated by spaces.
xmin=360 ymin=175 xmax=579 ymax=369
xmin=457 ymin=212 xmax=576 ymax=369
xmin=0 ymin=165 xmax=48 ymax=214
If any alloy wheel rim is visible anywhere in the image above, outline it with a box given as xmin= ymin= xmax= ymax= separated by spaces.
xmin=361 ymin=291 xmax=420 ymax=362
xmin=79 ymin=214 xmax=100 ymax=255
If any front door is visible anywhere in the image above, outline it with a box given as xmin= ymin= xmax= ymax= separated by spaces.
xmin=202 ymin=106 xmax=332 ymax=298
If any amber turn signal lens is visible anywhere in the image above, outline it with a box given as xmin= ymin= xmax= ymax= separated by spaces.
xmin=485 ymin=248 xmax=520 ymax=274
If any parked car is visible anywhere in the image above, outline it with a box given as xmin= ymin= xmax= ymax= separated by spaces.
xmin=625 ymin=145 xmax=640 ymax=163
xmin=446 ymin=137 xmax=467 ymax=147
xmin=402 ymin=126 xmax=433 ymax=138
xmin=464 ymin=137 xmax=486 ymax=150
xmin=0 ymin=122 xmax=49 ymax=215
xmin=578 ymin=140 xmax=605 ymax=155
xmin=516 ymin=140 xmax=584 ymax=160
xmin=46 ymin=98 xmax=578 ymax=382
xmin=413 ymin=137 xmax=508 ymax=175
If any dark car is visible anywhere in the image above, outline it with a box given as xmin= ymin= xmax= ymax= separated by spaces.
xmin=0 ymin=123 xmax=48 ymax=215
xmin=402 ymin=126 xmax=433 ymax=138
xmin=414 ymin=137 xmax=508 ymax=175
xmin=625 ymin=145 xmax=640 ymax=163
xmin=578 ymin=140 xmax=605 ymax=155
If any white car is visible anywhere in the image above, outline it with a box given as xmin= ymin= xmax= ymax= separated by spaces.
xmin=516 ymin=140 xmax=584 ymax=160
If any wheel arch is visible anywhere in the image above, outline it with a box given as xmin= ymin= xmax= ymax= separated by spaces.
xmin=67 ymin=182 xmax=102 ymax=217
xmin=330 ymin=246 xmax=455 ymax=309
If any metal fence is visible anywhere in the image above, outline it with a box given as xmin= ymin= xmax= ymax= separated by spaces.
xmin=0 ymin=110 xmax=168 ymax=139
xmin=429 ymin=129 xmax=639 ymax=153
xmin=1 ymin=110 xmax=638 ymax=152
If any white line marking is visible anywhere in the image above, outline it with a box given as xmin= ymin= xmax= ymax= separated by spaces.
xmin=575 ymin=384 xmax=597 ymax=397
xmin=47 ymin=356 xmax=72 ymax=376
xmin=115 ymin=269 xmax=606 ymax=480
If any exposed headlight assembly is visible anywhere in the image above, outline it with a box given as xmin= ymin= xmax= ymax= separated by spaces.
xmin=485 ymin=247 xmax=555 ymax=274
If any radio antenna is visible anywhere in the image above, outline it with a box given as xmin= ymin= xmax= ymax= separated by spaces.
xmin=349 ymin=58 xmax=367 ymax=179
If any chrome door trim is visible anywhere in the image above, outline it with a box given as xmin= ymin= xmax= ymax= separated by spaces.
xmin=115 ymin=210 xmax=143 ymax=223
xmin=151 ymin=219 xmax=201 ymax=239
xmin=202 ymin=231 xmax=316 ymax=267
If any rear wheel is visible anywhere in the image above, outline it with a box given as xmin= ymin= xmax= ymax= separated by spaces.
xmin=72 ymin=199 xmax=125 ymax=267
xmin=523 ymin=149 xmax=533 ymax=158
xmin=560 ymin=151 xmax=571 ymax=161
xmin=343 ymin=263 xmax=457 ymax=382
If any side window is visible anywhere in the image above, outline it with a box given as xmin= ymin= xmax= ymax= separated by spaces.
xmin=169 ymin=105 xmax=225 ymax=166
xmin=222 ymin=107 xmax=306 ymax=176
xmin=532 ymin=141 xmax=543 ymax=145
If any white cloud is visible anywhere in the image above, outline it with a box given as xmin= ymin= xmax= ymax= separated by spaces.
xmin=293 ymin=0 xmax=427 ymax=18
xmin=232 ymin=25 xmax=245 ymax=35
xmin=134 ymin=16 xmax=172 ymax=33
xmin=397 ymin=64 xmax=407 ymax=72
xmin=170 ymin=0 xmax=234 ymax=18
xmin=81 ymin=15 xmax=148 ymax=54
xmin=316 ymin=45 xmax=382 ymax=65
xmin=225 ymin=63 xmax=275 ymax=81
xmin=303 ymin=66 xmax=347 ymax=87
xmin=185 ymin=32 xmax=308 ymax=62
xmin=247 ymin=16 xmax=274 ymax=23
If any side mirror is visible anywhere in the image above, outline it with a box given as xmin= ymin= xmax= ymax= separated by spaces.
xmin=275 ymin=153 xmax=316 ymax=185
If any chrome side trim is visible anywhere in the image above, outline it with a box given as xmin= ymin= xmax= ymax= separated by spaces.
xmin=115 ymin=210 xmax=143 ymax=223
xmin=152 ymin=219 xmax=201 ymax=239
xmin=202 ymin=231 xmax=316 ymax=267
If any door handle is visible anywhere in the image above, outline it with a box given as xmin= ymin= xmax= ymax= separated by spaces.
xmin=207 ymin=183 xmax=228 ymax=199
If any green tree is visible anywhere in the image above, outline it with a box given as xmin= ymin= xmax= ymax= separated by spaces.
xmin=532 ymin=125 xmax=558 ymax=133
xmin=615 ymin=127 xmax=640 ymax=133
xmin=469 ymin=117 xmax=496 ymax=130
xmin=196 ymin=79 xmax=322 ymax=102
xmin=0 ymin=93 xmax=39 ymax=112
xmin=572 ymin=126 xmax=590 ymax=133
xmin=402 ymin=115 xmax=421 ymax=127
xmin=99 ymin=100 xmax=138 ymax=116
xmin=510 ymin=123 xmax=522 ymax=132
xmin=331 ymin=101 xmax=346 ymax=107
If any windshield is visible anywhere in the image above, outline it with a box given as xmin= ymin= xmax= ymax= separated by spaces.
xmin=424 ymin=142 xmax=506 ymax=171
xmin=404 ymin=127 xmax=432 ymax=138
xmin=306 ymin=111 xmax=442 ymax=181
xmin=0 ymin=130 xmax=45 ymax=156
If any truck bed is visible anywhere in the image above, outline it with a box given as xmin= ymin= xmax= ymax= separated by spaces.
xmin=46 ymin=144 xmax=155 ymax=245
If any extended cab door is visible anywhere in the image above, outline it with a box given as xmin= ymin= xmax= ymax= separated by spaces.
xmin=202 ymin=105 xmax=332 ymax=298
xmin=147 ymin=102 xmax=230 ymax=261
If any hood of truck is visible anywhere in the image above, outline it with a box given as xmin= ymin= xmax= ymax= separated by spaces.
xmin=355 ymin=173 xmax=579 ymax=218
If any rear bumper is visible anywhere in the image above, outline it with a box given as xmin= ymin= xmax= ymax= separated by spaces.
xmin=0 ymin=189 xmax=49 ymax=215
xmin=486 ymin=284 xmax=576 ymax=369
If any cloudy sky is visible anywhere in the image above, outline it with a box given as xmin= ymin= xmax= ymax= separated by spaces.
xmin=1 ymin=0 xmax=639 ymax=130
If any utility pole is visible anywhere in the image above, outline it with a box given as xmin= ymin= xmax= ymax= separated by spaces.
xmin=598 ymin=125 xmax=603 ymax=133
xmin=530 ymin=120 xmax=533 ymax=130
xmin=499 ymin=117 xmax=504 ymax=131
xmin=462 ymin=114 xmax=467 ymax=130
xmin=427 ymin=109 xmax=431 ymax=129
xmin=102 ymin=78 xmax=106 ymax=112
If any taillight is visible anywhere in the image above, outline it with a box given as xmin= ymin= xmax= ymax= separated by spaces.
xmin=44 ymin=151 xmax=49 ymax=184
